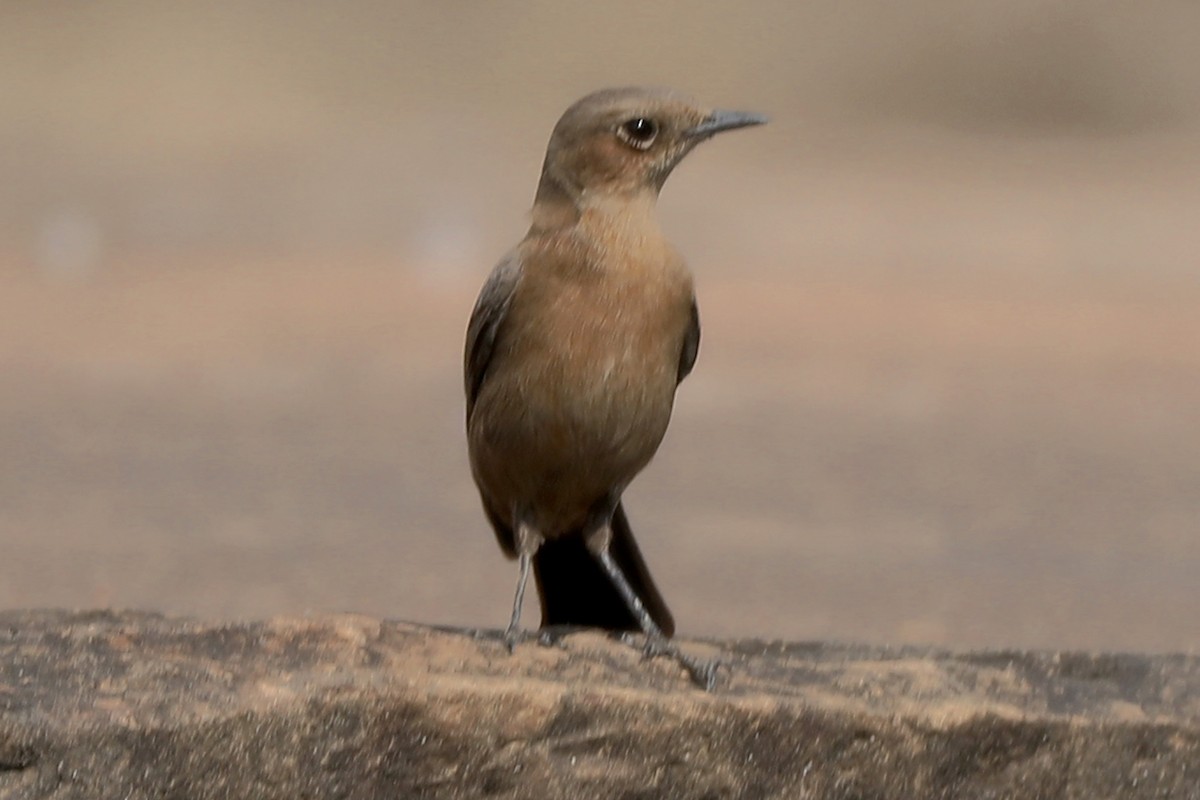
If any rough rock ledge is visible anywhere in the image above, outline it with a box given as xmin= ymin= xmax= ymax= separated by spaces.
xmin=0 ymin=610 xmax=1197 ymax=798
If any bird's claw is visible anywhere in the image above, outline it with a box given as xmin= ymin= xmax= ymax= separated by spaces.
xmin=620 ymin=632 xmax=723 ymax=692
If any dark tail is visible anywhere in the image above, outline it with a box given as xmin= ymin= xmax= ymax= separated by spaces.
xmin=532 ymin=502 xmax=675 ymax=637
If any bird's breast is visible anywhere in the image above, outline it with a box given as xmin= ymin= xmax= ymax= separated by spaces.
xmin=466 ymin=219 xmax=696 ymax=533
xmin=512 ymin=269 xmax=687 ymax=448
xmin=470 ymin=247 xmax=692 ymax=495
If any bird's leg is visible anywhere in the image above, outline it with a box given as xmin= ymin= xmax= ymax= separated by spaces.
xmin=505 ymin=519 xmax=543 ymax=652
xmin=584 ymin=523 xmax=720 ymax=691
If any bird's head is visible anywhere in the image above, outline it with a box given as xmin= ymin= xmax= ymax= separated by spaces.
xmin=535 ymin=87 xmax=766 ymax=209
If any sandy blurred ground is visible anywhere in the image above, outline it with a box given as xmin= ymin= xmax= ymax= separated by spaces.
xmin=1 ymin=2 xmax=1198 ymax=652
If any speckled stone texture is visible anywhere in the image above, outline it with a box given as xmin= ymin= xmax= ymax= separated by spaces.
xmin=0 ymin=610 xmax=1197 ymax=798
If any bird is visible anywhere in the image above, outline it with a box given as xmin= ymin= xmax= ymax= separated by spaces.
xmin=464 ymin=86 xmax=765 ymax=687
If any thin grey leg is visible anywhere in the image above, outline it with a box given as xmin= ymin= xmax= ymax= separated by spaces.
xmin=586 ymin=523 xmax=721 ymax=691
xmin=505 ymin=520 xmax=542 ymax=651
xmin=593 ymin=545 xmax=667 ymax=639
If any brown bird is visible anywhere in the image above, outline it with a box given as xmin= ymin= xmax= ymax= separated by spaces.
xmin=464 ymin=87 xmax=765 ymax=686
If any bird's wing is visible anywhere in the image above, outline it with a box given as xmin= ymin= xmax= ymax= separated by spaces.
xmin=465 ymin=253 xmax=524 ymax=557
xmin=464 ymin=252 xmax=522 ymax=420
xmin=676 ymin=296 xmax=701 ymax=384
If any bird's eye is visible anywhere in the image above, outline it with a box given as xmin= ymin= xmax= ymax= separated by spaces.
xmin=616 ymin=117 xmax=658 ymax=150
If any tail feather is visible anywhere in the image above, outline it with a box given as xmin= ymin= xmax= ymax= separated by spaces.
xmin=532 ymin=503 xmax=675 ymax=637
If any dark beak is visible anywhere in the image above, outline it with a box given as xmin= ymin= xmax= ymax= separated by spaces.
xmin=686 ymin=109 xmax=769 ymax=139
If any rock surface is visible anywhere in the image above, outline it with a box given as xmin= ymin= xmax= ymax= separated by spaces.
xmin=0 ymin=610 xmax=1198 ymax=799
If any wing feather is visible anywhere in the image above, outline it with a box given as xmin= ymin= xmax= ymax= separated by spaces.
xmin=464 ymin=253 xmax=522 ymax=419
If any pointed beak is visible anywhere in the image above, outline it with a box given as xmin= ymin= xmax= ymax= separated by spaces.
xmin=685 ymin=109 xmax=769 ymax=139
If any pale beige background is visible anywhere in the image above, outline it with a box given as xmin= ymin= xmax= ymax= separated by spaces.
xmin=2 ymin=2 xmax=1198 ymax=652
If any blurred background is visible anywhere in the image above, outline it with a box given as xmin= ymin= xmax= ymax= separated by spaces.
xmin=2 ymin=1 xmax=1197 ymax=652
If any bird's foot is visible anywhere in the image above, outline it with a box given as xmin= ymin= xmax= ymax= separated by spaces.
xmin=503 ymin=623 xmax=523 ymax=653
xmin=619 ymin=632 xmax=723 ymax=692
